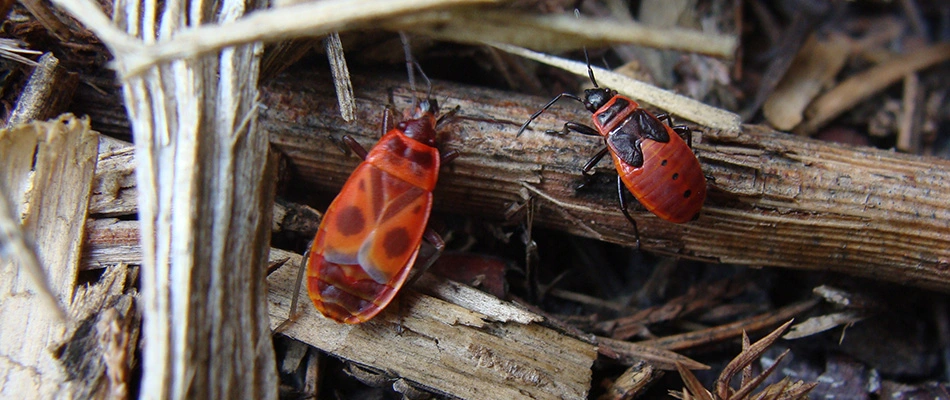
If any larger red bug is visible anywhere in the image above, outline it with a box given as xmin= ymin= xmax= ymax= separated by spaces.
xmin=305 ymin=96 xmax=458 ymax=324
xmin=518 ymin=59 xmax=706 ymax=248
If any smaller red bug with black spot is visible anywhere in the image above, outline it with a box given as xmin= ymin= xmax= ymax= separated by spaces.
xmin=304 ymin=95 xmax=458 ymax=324
xmin=518 ymin=55 xmax=706 ymax=249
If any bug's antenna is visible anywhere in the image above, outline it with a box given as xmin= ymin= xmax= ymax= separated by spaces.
xmin=572 ymin=8 xmax=599 ymax=88
xmin=584 ymin=48 xmax=598 ymax=88
xmin=399 ymin=32 xmax=418 ymax=106
xmin=413 ymin=60 xmax=433 ymax=100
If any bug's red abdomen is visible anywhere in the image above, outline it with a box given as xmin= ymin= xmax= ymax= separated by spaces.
xmin=306 ymin=124 xmax=441 ymax=324
xmin=613 ymin=131 xmax=706 ymax=223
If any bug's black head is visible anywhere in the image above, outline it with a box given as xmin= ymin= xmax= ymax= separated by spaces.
xmin=407 ymin=98 xmax=439 ymax=119
xmin=400 ymin=98 xmax=440 ymax=147
xmin=583 ymin=88 xmax=617 ymax=113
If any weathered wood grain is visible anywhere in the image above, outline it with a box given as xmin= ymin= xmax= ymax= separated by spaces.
xmin=267 ymin=250 xmax=597 ymax=400
xmin=84 ymin=71 xmax=950 ymax=292
xmin=0 ymin=115 xmax=97 ymax=397
xmin=261 ymin=72 xmax=950 ymax=292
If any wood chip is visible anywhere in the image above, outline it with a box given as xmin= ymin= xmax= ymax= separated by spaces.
xmin=268 ymin=252 xmax=596 ymax=399
xmin=0 ymin=114 xmax=98 ymax=397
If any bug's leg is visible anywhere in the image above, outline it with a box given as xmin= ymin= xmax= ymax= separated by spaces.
xmin=420 ymin=228 xmax=446 ymax=272
xmin=440 ymin=149 xmax=460 ymax=165
xmin=342 ymin=135 xmax=370 ymax=160
xmin=405 ymin=228 xmax=447 ymax=287
xmin=656 ymin=112 xmax=693 ymax=147
xmin=517 ymin=93 xmax=586 ymax=137
xmin=436 ymin=105 xmax=462 ymax=129
xmin=617 ymin=175 xmax=641 ymax=251
xmin=671 ymin=124 xmax=692 ymax=148
xmin=381 ymin=103 xmax=397 ymax=136
xmin=547 ymin=121 xmax=601 ymax=137
xmin=576 ymin=147 xmax=610 ymax=190
xmin=393 ymin=228 xmax=447 ymax=332
xmin=275 ymin=245 xmax=312 ymax=332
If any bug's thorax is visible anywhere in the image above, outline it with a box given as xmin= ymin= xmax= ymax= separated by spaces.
xmin=398 ymin=98 xmax=440 ymax=147
xmin=366 ymin=101 xmax=442 ymax=191
xmin=589 ymin=91 xmax=640 ymax=135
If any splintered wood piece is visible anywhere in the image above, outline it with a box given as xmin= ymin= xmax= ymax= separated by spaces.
xmin=0 ymin=114 xmax=98 ymax=397
xmin=4 ymin=53 xmax=78 ymax=128
xmin=79 ymin=231 xmax=595 ymax=398
xmin=602 ymin=361 xmax=663 ymax=400
xmin=267 ymin=251 xmax=597 ymax=400
xmin=324 ymin=32 xmax=356 ymax=122
xmin=55 ymin=265 xmax=140 ymax=399
xmin=88 ymin=145 xmax=137 ymax=217
xmin=763 ymin=33 xmax=850 ymax=131
xmin=82 ymin=219 xmax=141 ymax=269
xmin=262 ymin=73 xmax=950 ymax=292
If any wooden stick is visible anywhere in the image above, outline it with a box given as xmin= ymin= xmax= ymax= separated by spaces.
xmin=63 ymin=0 xmax=284 ymax=393
xmin=84 ymin=72 xmax=950 ymax=292
xmin=602 ymin=361 xmax=663 ymax=400
xmin=4 ymin=53 xmax=78 ymax=128
xmin=261 ymin=72 xmax=950 ymax=292
xmin=635 ymin=300 xmax=818 ymax=351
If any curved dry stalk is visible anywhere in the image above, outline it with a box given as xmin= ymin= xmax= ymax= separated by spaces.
xmin=123 ymin=0 xmax=502 ymax=77
xmin=490 ymin=43 xmax=742 ymax=131
xmin=392 ymin=11 xmax=737 ymax=57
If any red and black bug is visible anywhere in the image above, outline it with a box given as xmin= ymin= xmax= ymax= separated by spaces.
xmin=304 ymin=96 xmax=459 ymax=324
xmin=518 ymin=57 xmax=706 ymax=249
xmin=296 ymin=37 xmax=460 ymax=323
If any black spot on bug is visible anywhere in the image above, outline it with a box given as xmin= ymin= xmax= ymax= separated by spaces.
xmin=383 ymin=227 xmax=411 ymax=258
xmin=683 ymin=189 xmax=692 ymax=198
xmin=661 ymin=159 xmax=668 ymax=166
xmin=672 ymin=173 xmax=679 ymax=180
xmin=337 ymin=206 xmax=365 ymax=236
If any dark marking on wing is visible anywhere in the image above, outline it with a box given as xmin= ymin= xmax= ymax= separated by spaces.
xmin=382 ymin=227 xmax=411 ymax=258
xmin=336 ymin=206 xmax=365 ymax=236
xmin=634 ymin=109 xmax=670 ymax=143
xmin=608 ymin=125 xmax=645 ymax=168
xmin=406 ymin=148 xmax=434 ymax=170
